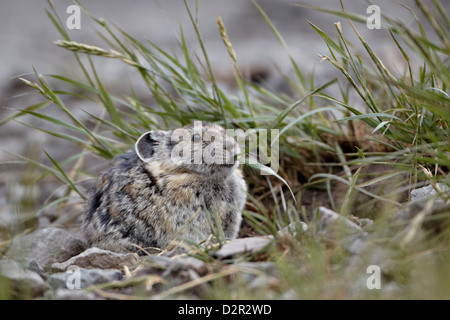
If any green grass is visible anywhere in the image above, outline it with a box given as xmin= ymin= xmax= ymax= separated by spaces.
xmin=1 ymin=0 xmax=449 ymax=299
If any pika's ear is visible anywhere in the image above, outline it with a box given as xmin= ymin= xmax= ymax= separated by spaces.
xmin=135 ymin=130 xmax=166 ymax=162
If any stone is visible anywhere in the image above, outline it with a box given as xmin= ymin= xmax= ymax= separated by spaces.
xmin=45 ymin=288 xmax=98 ymax=300
xmin=343 ymin=232 xmax=369 ymax=255
xmin=247 ymin=274 xmax=279 ymax=290
xmin=172 ymin=256 xmax=207 ymax=275
xmin=6 ymin=227 xmax=87 ymax=268
xmin=236 ymin=262 xmax=276 ymax=274
xmin=317 ymin=207 xmax=364 ymax=236
xmin=396 ymin=198 xmax=450 ymax=221
xmin=281 ymin=288 xmax=297 ymax=300
xmin=392 ymin=198 xmax=450 ymax=246
xmin=47 ymin=268 xmax=122 ymax=289
xmin=134 ymin=255 xmax=174 ymax=277
xmin=316 ymin=207 xmax=369 ymax=255
xmin=215 ymin=236 xmax=273 ymax=259
xmin=23 ymin=259 xmax=45 ymax=275
xmin=234 ymin=262 xmax=278 ymax=290
xmin=159 ymin=256 xmax=208 ymax=285
xmin=411 ymin=184 xmax=449 ymax=202
xmin=144 ymin=255 xmax=175 ymax=269
xmin=0 ymin=257 xmax=48 ymax=297
xmin=51 ymin=247 xmax=139 ymax=272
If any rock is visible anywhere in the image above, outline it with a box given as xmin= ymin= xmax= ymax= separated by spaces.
xmin=394 ymin=196 xmax=450 ymax=238
xmin=6 ymin=227 xmax=87 ymax=268
xmin=51 ymin=247 xmax=139 ymax=272
xmin=45 ymin=288 xmax=98 ymax=300
xmin=235 ymin=262 xmax=278 ymax=290
xmin=281 ymin=288 xmax=297 ymax=300
xmin=0 ymin=257 xmax=48 ymax=297
xmin=396 ymin=198 xmax=450 ymax=221
xmin=345 ymin=244 xmax=403 ymax=298
xmin=47 ymin=268 xmax=122 ymax=289
xmin=317 ymin=207 xmax=365 ymax=239
xmin=23 ymin=259 xmax=45 ymax=276
xmin=158 ymin=256 xmax=208 ymax=287
xmin=392 ymin=198 xmax=450 ymax=247
xmin=144 ymin=255 xmax=174 ymax=269
xmin=135 ymin=255 xmax=174 ymax=276
xmin=215 ymin=236 xmax=273 ymax=259
xmin=236 ymin=262 xmax=277 ymax=274
xmin=411 ymin=184 xmax=449 ymax=202
xmin=171 ymin=256 xmax=208 ymax=275
xmin=316 ymin=207 xmax=368 ymax=254
xmin=343 ymin=232 xmax=369 ymax=255
xmin=247 ymin=273 xmax=279 ymax=290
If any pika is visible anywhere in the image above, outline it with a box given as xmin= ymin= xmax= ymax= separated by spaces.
xmin=82 ymin=122 xmax=247 ymax=253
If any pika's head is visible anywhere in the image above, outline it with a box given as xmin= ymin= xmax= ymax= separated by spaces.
xmin=135 ymin=122 xmax=240 ymax=178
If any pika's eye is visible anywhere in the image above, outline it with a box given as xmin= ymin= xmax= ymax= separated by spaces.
xmin=192 ymin=133 xmax=202 ymax=143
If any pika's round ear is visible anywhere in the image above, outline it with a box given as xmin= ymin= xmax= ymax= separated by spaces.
xmin=135 ymin=130 xmax=166 ymax=162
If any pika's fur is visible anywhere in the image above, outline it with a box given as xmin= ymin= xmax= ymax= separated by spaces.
xmin=82 ymin=123 xmax=247 ymax=253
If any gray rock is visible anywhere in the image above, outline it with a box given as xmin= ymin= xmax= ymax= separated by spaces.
xmin=171 ymin=256 xmax=207 ymax=275
xmin=144 ymin=255 xmax=174 ymax=269
xmin=158 ymin=256 xmax=208 ymax=287
xmin=47 ymin=268 xmax=122 ymax=289
xmin=392 ymin=198 xmax=450 ymax=248
xmin=0 ymin=257 xmax=48 ymax=297
xmin=396 ymin=198 xmax=450 ymax=221
xmin=45 ymin=288 xmax=98 ymax=300
xmin=234 ymin=262 xmax=278 ymax=290
xmin=236 ymin=262 xmax=277 ymax=274
xmin=23 ymin=259 xmax=45 ymax=276
xmin=411 ymin=184 xmax=449 ymax=202
xmin=6 ymin=227 xmax=87 ymax=268
xmin=316 ymin=207 xmax=368 ymax=255
xmin=343 ymin=232 xmax=370 ymax=255
xmin=281 ymin=288 xmax=297 ymax=300
xmin=215 ymin=236 xmax=273 ymax=259
xmin=51 ymin=247 xmax=139 ymax=272
xmin=247 ymin=273 xmax=279 ymax=290
xmin=317 ymin=207 xmax=364 ymax=237
xmin=135 ymin=255 xmax=174 ymax=276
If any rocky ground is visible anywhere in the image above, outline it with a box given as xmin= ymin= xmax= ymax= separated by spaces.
xmin=0 ymin=184 xmax=448 ymax=299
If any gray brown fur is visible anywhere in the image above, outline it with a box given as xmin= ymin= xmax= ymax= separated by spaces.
xmin=82 ymin=123 xmax=247 ymax=253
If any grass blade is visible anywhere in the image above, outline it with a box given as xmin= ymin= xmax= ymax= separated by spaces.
xmin=44 ymin=151 xmax=86 ymax=200
xmin=267 ymin=78 xmax=337 ymax=131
